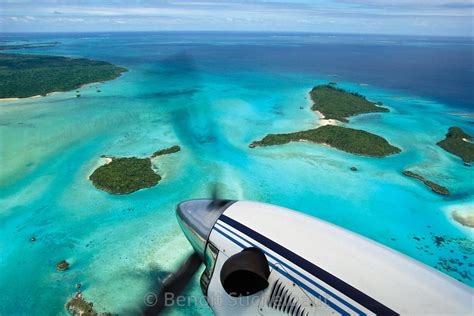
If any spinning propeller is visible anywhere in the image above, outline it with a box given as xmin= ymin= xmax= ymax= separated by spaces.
xmin=143 ymin=184 xmax=231 ymax=315
xmin=143 ymin=53 xmax=238 ymax=315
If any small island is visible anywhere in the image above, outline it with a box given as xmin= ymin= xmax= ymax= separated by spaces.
xmin=90 ymin=157 xmax=161 ymax=195
xmin=402 ymin=170 xmax=450 ymax=196
xmin=0 ymin=53 xmax=127 ymax=99
xmin=89 ymin=145 xmax=180 ymax=195
xmin=250 ymin=125 xmax=401 ymax=157
xmin=437 ymin=127 xmax=474 ymax=163
xmin=151 ymin=145 xmax=181 ymax=158
xmin=310 ymin=84 xmax=389 ymax=122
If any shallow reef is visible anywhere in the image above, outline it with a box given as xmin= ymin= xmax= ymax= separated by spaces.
xmin=65 ymin=293 xmax=111 ymax=316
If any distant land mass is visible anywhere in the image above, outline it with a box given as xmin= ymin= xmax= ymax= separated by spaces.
xmin=250 ymin=125 xmax=401 ymax=157
xmin=437 ymin=127 xmax=474 ymax=163
xmin=311 ymin=84 xmax=389 ymax=122
xmin=0 ymin=53 xmax=127 ymax=99
xmin=0 ymin=42 xmax=60 ymax=51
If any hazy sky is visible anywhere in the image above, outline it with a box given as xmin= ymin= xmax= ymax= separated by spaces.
xmin=0 ymin=0 xmax=472 ymax=36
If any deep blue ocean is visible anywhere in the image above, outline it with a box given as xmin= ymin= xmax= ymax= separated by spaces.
xmin=0 ymin=32 xmax=472 ymax=315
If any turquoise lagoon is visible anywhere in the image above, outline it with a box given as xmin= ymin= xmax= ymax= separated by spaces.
xmin=0 ymin=33 xmax=473 ymax=315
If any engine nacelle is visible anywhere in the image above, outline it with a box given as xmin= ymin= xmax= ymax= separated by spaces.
xmin=177 ymin=200 xmax=472 ymax=315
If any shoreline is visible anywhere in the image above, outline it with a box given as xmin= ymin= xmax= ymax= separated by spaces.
xmin=102 ymin=156 xmax=113 ymax=164
xmin=250 ymin=127 xmax=401 ymax=158
xmin=253 ymin=138 xmax=395 ymax=158
xmin=314 ymin=109 xmax=339 ymax=126
xmin=0 ymin=95 xmax=43 ymax=102
xmin=86 ymin=156 xmax=113 ymax=180
xmin=0 ymin=81 xmax=105 ymax=102
xmin=0 ymin=68 xmax=127 ymax=102
xmin=308 ymin=90 xmax=339 ymax=127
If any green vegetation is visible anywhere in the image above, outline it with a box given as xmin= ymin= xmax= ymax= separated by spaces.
xmin=89 ymin=157 xmax=161 ymax=195
xmin=310 ymin=84 xmax=389 ymax=122
xmin=437 ymin=127 xmax=474 ymax=163
xmin=65 ymin=293 xmax=111 ymax=316
xmin=151 ymin=145 xmax=181 ymax=158
xmin=90 ymin=146 xmax=181 ymax=194
xmin=0 ymin=42 xmax=59 ymax=51
xmin=0 ymin=53 xmax=127 ymax=98
xmin=402 ymin=170 xmax=450 ymax=196
xmin=250 ymin=125 xmax=401 ymax=157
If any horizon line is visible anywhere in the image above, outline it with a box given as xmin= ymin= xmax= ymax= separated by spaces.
xmin=0 ymin=30 xmax=473 ymax=39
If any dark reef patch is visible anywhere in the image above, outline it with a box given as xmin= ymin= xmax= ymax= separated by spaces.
xmin=402 ymin=170 xmax=450 ymax=196
xmin=149 ymin=88 xmax=199 ymax=98
xmin=56 ymin=260 xmax=70 ymax=271
xmin=65 ymin=293 xmax=111 ymax=316
xmin=412 ymin=232 xmax=474 ymax=282
xmin=151 ymin=145 xmax=181 ymax=158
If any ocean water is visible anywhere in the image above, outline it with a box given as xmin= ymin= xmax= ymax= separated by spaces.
xmin=0 ymin=32 xmax=472 ymax=315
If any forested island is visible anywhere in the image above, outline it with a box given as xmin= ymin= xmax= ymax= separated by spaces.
xmin=250 ymin=125 xmax=401 ymax=157
xmin=437 ymin=127 xmax=473 ymax=163
xmin=0 ymin=54 xmax=127 ymax=99
xmin=89 ymin=146 xmax=181 ymax=194
xmin=151 ymin=145 xmax=181 ymax=158
xmin=250 ymin=84 xmax=399 ymax=157
xmin=310 ymin=84 xmax=389 ymax=122
xmin=0 ymin=42 xmax=59 ymax=51
xmin=402 ymin=170 xmax=450 ymax=196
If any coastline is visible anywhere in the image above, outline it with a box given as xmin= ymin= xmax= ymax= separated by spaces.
xmin=1 ymin=33 xmax=474 ymax=315
xmin=0 ymin=95 xmax=42 ymax=102
xmin=102 ymin=156 xmax=113 ymax=164
xmin=251 ymin=89 xmax=400 ymax=157
xmin=307 ymin=90 xmax=339 ymax=127
xmin=86 ymin=156 xmax=113 ymax=180
xmin=255 ymin=138 xmax=398 ymax=158
xmin=314 ymin=109 xmax=339 ymax=126
xmin=0 ymin=79 xmax=117 ymax=102
xmin=0 ymin=52 xmax=128 ymax=101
